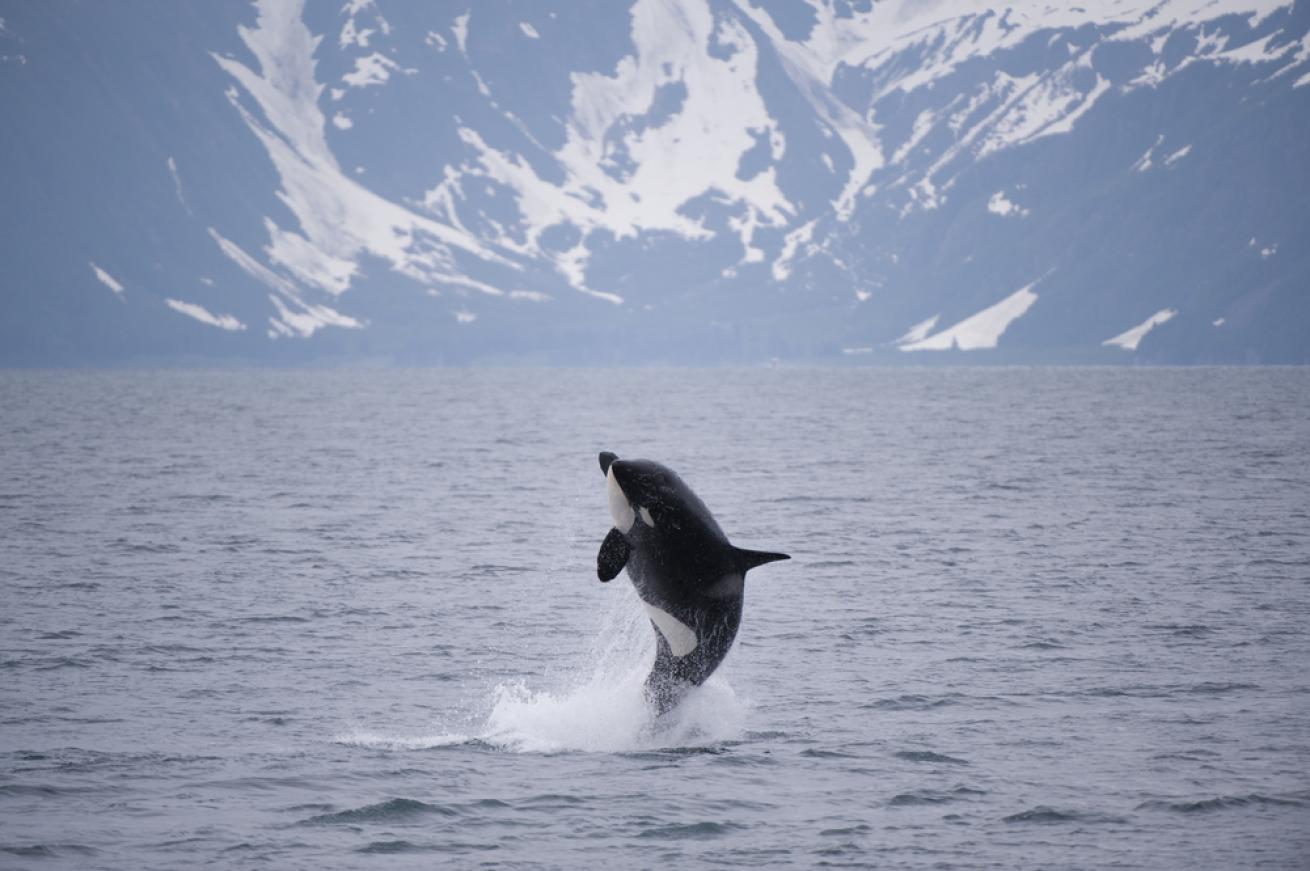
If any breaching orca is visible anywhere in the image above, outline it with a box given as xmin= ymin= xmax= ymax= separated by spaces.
xmin=596 ymin=451 xmax=789 ymax=713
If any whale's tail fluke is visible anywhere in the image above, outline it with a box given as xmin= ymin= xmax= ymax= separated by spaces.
xmin=734 ymin=547 xmax=790 ymax=572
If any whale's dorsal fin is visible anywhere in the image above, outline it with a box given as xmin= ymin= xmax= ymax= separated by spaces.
xmin=597 ymin=527 xmax=630 ymax=582
xmin=734 ymin=547 xmax=790 ymax=572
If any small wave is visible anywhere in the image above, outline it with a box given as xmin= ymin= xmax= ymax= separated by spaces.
xmin=0 ymin=784 xmax=65 ymax=797
xmin=636 ymin=821 xmax=744 ymax=839
xmin=1180 ymin=681 xmax=1259 ymax=694
xmin=518 ymin=793 xmax=588 ymax=808
xmin=1019 ymin=638 xmax=1067 ymax=649
xmin=34 ymin=656 xmax=94 ymax=671
xmin=1149 ymin=748 xmax=1222 ymax=761
xmin=864 ymin=693 xmax=959 ymax=711
xmin=302 ymin=798 xmax=459 ymax=826
xmin=1137 ymin=794 xmax=1305 ymax=813
xmin=335 ymin=731 xmax=472 ymax=751
xmin=818 ymin=824 xmax=870 ymax=837
xmin=357 ymin=840 xmax=431 ymax=854
xmin=467 ymin=563 xmax=533 ymax=575
xmin=800 ymin=748 xmax=860 ymax=759
xmin=111 ymin=539 xmax=181 ymax=554
xmin=894 ymin=750 xmax=969 ymax=765
xmin=1147 ymin=623 xmax=1214 ymax=638
xmin=1003 ymin=806 xmax=1078 ymax=824
xmin=767 ymin=495 xmax=874 ymax=504
xmin=889 ymin=785 xmax=984 ymax=807
xmin=1003 ymin=806 xmax=1126 ymax=825
xmin=357 ymin=839 xmax=499 ymax=855
xmin=0 ymin=844 xmax=97 ymax=858
xmin=889 ymin=790 xmax=954 ymax=806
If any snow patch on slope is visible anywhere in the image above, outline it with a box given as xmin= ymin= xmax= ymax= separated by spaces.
xmin=165 ymin=299 xmax=246 ymax=331
xmin=90 ymin=262 xmax=124 ymax=296
xmin=895 ymin=314 xmax=940 ymax=345
xmin=1163 ymin=144 xmax=1192 ymax=167
xmin=434 ymin=0 xmax=792 ymax=297
xmin=166 ymin=157 xmax=189 ymax=210
xmin=987 ymin=190 xmax=1028 ymax=217
xmin=744 ymin=0 xmax=1293 ymax=220
xmin=1134 ymin=134 xmax=1166 ymax=172
xmin=900 ymin=283 xmax=1039 ymax=351
xmin=212 ymin=0 xmax=518 ymax=338
xmin=1102 ymin=308 xmax=1177 ymax=350
xmin=341 ymin=52 xmax=404 ymax=89
xmin=207 ymin=227 xmax=361 ymax=338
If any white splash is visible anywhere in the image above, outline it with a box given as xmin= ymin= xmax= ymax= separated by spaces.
xmin=481 ymin=593 xmax=744 ymax=753
xmin=336 ymin=590 xmax=746 ymax=755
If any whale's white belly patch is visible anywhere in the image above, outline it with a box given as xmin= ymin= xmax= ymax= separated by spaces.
xmin=644 ymin=603 xmax=698 ymax=657
xmin=607 ymin=466 xmax=635 ymax=532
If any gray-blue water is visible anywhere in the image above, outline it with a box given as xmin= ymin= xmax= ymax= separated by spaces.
xmin=2 ymin=368 xmax=1308 ymax=869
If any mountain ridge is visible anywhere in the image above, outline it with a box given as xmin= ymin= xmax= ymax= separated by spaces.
xmin=1 ymin=0 xmax=1306 ymax=365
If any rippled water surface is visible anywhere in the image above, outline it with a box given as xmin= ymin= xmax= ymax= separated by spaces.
xmin=2 ymin=368 xmax=1309 ymax=869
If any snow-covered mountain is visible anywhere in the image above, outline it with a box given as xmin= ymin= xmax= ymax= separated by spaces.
xmin=2 ymin=0 xmax=1307 ymax=364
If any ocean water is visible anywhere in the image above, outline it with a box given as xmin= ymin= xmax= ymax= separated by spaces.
xmin=1 ymin=367 xmax=1308 ymax=869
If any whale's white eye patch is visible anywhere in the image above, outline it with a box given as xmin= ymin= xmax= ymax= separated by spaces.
xmin=644 ymin=604 xmax=698 ymax=657
xmin=639 ymin=506 xmax=655 ymax=527
xmin=607 ymin=466 xmax=635 ymax=533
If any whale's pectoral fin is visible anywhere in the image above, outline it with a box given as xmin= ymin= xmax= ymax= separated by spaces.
xmin=597 ymin=527 xmax=630 ymax=582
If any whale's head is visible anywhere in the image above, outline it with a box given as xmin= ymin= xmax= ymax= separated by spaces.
xmin=599 ymin=451 xmax=701 ymax=535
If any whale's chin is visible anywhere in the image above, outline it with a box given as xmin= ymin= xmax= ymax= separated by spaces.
xmin=606 ymin=466 xmax=635 ymax=533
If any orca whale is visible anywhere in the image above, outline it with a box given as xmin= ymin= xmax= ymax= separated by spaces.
xmin=596 ymin=451 xmax=789 ymax=713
